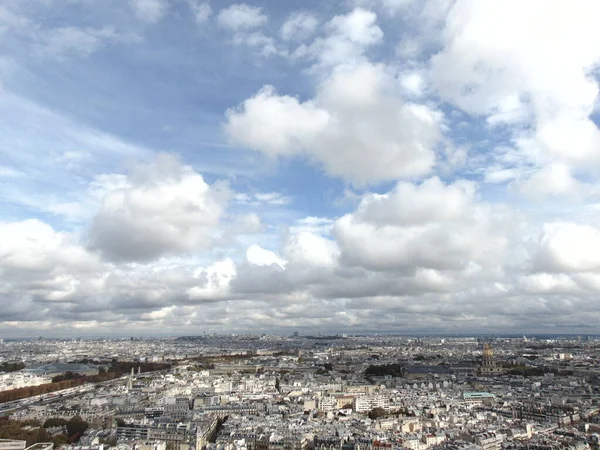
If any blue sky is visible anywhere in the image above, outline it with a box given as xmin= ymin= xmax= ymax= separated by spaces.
xmin=1 ymin=0 xmax=600 ymax=336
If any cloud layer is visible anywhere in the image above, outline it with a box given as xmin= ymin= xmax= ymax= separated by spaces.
xmin=1 ymin=0 xmax=600 ymax=336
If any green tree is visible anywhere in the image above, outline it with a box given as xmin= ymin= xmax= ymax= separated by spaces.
xmin=368 ymin=407 xmax=387 ymax=420
xmin=44 ymin=418 xmax=68 ymax=428
xmin=364 ymin=364 xmax=405 ymax=378
xmin=53 ymin=434 xmax=69 ymax=448
xmin=66 ymin=416 xmax=88 ymax=438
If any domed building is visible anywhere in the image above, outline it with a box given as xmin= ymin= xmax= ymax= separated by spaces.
xmin=478 ymin=343 xmax=504 ymax=376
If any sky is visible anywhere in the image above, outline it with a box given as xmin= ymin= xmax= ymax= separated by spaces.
xmin=1 ymin=0 xmax=600 ymax=337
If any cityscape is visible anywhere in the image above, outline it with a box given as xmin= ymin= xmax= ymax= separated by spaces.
xmin=1 ymin=335 xmax=600 ymax=450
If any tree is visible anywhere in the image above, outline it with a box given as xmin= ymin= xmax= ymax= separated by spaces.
xmin=368 ymin=407 xmax=387 ymax=420
xmin=52 ymin=434 xmax=68 ymax=448
xmin=0 ymin=362 xmax=25 ymax=373
xmin=66 ymin=416 xmax=88 ymax=438
xmin=100 ymin=437 xmax=117 ymax=447
xmin=43 ymin=418 xmax=68 ymax=428
xmin=364 ymin=364 xmax=405 ymax=378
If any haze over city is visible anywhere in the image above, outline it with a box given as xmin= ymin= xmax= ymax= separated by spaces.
xmin=2 ymin=0 xmax=600 ymax=337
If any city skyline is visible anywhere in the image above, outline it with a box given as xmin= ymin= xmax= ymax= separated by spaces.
xmin=1 ymin=0 xmax=600 ymax=336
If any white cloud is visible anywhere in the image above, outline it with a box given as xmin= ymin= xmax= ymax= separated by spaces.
xmin=130 ymin=0 xmax=167 ymax=23
xmin=6 ymin=0 xmax=600 ymax=335
xmin=354 ymin=177 xmax=474 ymax=226
xmin=217 ymin=4 xmax=267 ymax=31
xmin=327 ymin=8 xmax=382 ymax=46
xmin=189 ymin=0 xmax=212 ymax=24
xmin=254 ymin=192 xmax=291 ymax=205
xmin=232 ymin=31 xmax=277 ymax=57
xmin=280 ymin=11 xmax=318 ymax=42
xmin=399 ymin=71 xmax=425 ymax=97
xmin=216 ymin=4 xmax=277 ymax=56
xmin=234 ymin=191 xmax=292 ymax=206
xmin=187 ymin=258 xmax=236 ymax=300
xmin=225 ymin=62 xmax=442 ymax=184
xmin=0 ymin=219 xmax=103 ymax=312
xmin=534 ymin=222 xmax=600 ymax=273
xmin=297 ymin=8 xmax=384 ymax=68
xmin=431 ymin=0 xmax=600 ymax=167
xmin=519 ymin=273 xmax=580 ymax=295
xmin=0 ymin=219 xmax=98 ymax=273
xmin=516 ymin=163 xmax=583 ymax=198
xmin=483 ymin=167 xmax=519 ymax=184
xmin=334 ymin=177 xmax=510 ymax=271
xmin=88 ymin=154 xmax=230 ymax=262
xmin=246 ymin=245 xmax=286 ymax=268
xmin=283 ymin=231 xmax=340 ymax=270
xmin=225 ymin=85 xmax=330 ymax=157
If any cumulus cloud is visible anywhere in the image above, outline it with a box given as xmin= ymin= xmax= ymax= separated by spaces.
xmin=430 ymin=0 xmax=600 ymax=167
xmin=0 ymin=216 xmax=243 ymax=326
xmin=230 ymin=179 xmax=515 ymax=323
xmin=225 ymin=62 xmax=442 ymax=184
xmin=534 ymin=222 xmax=600 ymax=273
xmin=327 ymin=8 xmax=383 ymax=46
xmin=399 ymin=71 xmax=425 ymax=97
xmin=0 ymin=219 xmax=98 ymax=274
xmin=334 ymin=177 xmax=510 ymax=271
xmin=246 ymin=245 xmax=286 ymax=268
xmin=514 ymin=220 xmax=600 ymax=303
xmin=6 ymin=1 xmax=600 ymax=335
xmin=518 ymin=273 xmax=580 ymax=295
xmin=0 ymin=219 xmax=101 ymax=315
xmin=515 ymin=163 xmax=583 ymax=198
xmin=283 ymin=231 xmax=340 ymax=270
xmin=186 ymin=258 xmax=236 ymax=301
xmin=88 ymin=154 xmax=230 ymax=262
xmin=231 ymin=227 xmax=340 ymax=297
xmin=225 ymin=85 xmax=329 ymax=156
